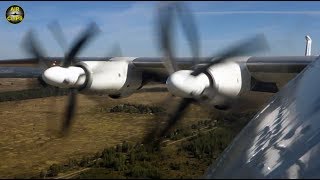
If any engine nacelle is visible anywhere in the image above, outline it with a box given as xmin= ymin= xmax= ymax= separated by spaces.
xmin=206 ymin=57 xmax=252 ymax=97
xmin=76 ymin=58 xmax=142 ymax=98
xmin=166 ymin=57 xmax=252 ymax=105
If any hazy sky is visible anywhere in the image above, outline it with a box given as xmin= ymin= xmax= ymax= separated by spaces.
xmin=1 ymin=1 xmax=320 ymax=59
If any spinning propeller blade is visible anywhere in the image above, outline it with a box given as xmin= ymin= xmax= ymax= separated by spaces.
xmin=144 ymin=2 xmax=269 ymax=146
xmin=23 ymin=22 xmax=101 ymax=137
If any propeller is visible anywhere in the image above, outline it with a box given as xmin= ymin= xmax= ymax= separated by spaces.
xmin=23 ymin=22 xmax=100 ymax=136
xmin=23 ymin=30 xmax=49 ymax=69
xmin=46 ymin=22 xmax=126 ymax=135
xmin=47 ymin=21 xmax=68 ymax=52
xmin=143 ymin=1 xmax=200 ymax=145
xmin=53 ymin=22 xmax=100 ymax=136
xmin=143 ymin=2 xmax=269 ymax=146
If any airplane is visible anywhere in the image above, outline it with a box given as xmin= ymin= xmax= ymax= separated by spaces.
xmin=1 ymin=2 xmax=320 ymax=178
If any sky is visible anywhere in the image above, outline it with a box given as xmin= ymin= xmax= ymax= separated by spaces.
xmin=1 ymin=1 xmax=320 ymax=59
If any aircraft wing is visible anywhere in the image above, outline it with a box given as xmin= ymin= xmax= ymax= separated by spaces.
xmin=0 ymin=56 xmax=316 ymax=89
xmin=205 ymin=55 xmax=320 ymax=178
xmin=132 ymin=56 xmax=316 ymax=88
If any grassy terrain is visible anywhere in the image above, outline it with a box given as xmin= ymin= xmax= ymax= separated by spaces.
xmin=0 ymin=78 xmax=275 ymax=178
xmin=0 ymin=88 xmax=215 ymax=178
xmin=36 ymin=111 xmax=256 ymax=179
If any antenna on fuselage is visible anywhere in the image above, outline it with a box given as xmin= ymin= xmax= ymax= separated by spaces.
xmin=305 ymin=35 xmax=312 ymax=56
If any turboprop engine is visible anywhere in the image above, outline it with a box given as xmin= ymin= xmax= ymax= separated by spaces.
xmin=166 ymin=58 xmax=252 ymax=106
xmin=42 ymin=58 xmax=143 ymax=98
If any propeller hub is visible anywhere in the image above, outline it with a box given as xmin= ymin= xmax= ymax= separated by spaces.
xmin=42 ymin=66 xmax=86 ymax=88
xmin=166 ymin=70 xmax=210 ymax=98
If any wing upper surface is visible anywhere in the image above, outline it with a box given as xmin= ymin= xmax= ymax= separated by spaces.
xmin=205 ymin=56 xmax=320 ymax=178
